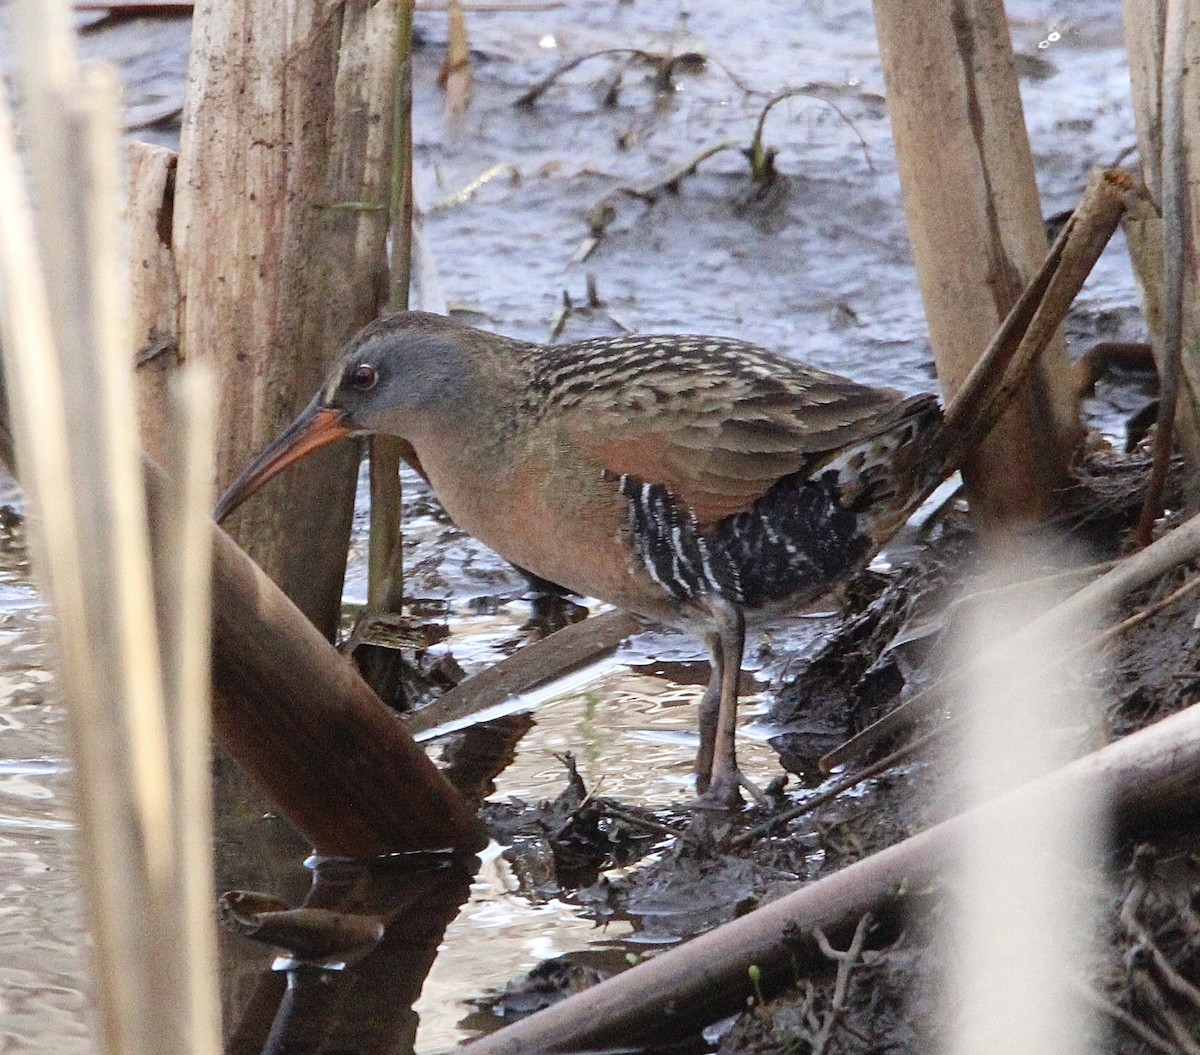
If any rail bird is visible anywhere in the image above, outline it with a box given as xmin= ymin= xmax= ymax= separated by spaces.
xmin=216 ymin=312 xmax=946 ymax=808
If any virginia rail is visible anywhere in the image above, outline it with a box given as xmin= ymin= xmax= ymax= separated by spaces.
xmin=216 ymin=312 xmax=945 ymax=808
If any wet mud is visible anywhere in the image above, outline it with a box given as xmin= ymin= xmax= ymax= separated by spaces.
xmin=454 ymin=454 xmax=1200 ymax=1054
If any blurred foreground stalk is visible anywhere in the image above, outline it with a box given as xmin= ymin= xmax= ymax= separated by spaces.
xmin=0 ymin=4 xmax=220 ymax=1052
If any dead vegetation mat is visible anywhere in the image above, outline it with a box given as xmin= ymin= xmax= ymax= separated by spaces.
xmin=463 ymin=447 xmax=1200 ymax=1054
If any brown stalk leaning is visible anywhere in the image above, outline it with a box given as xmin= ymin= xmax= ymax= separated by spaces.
xmin=153 ymin=457 xmax=488 ymax=857
xmin=935 ymin=169 xmax=1134 ymax=476
xmin=816 ymin=168 xmax=1134 ymax=772
xmin=876 ymin=0 xmax=1081 ymax=527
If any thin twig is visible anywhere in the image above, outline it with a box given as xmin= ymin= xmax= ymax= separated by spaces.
xmin=416 ymin=0 xmax=564 ymax=8
xmin=810 ymin=913 xmax=873 ymax=1055
xmin=550 ymin=776 xmax=605 ymax=841
xmin=617 ymin=140 xmax=742 ymax=204
xmin=1119 ymin=875 xmax=1148 ymax=932
xmin=575 ymin=140 xmax=740 ymax=261
xmin=597 ymin=800 xmax=684 ymax=838
xmin=1132 ymin=970 xmax=1200 ymax=1055
xmin=515 ymin=48 xmax=679 ymax=107
xmin=1118 ymin=880 xmax=1200 ymax=1015
xmin=735 ymin=728 xmax=941 ymax=845
xmin=1072 ymin=979 xmax=1182 ymax=1055
xmin=1092 ymin=572 xmax=1200 ymax=647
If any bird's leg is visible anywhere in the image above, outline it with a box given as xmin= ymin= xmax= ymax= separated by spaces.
xmin=695 ymin=596 xmax=768 ymax=809
xmin=694 ymin=630 xmax=723 ymax=794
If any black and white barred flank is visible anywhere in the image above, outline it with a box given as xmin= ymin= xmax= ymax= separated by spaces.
xmin=618 ymin=469 xmax=870 ymax=610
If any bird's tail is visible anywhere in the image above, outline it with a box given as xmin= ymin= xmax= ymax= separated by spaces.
xmin=819 ymin=393 xmax=950 ymax=547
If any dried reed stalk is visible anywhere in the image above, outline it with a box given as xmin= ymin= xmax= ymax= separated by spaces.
xmin=874 ymin=0 xmax=1080 ymax=527
xmin=0 ymin=3 xmax=220 ymax=1052
xmin=369 ymin=0 xmax=416 ymax=613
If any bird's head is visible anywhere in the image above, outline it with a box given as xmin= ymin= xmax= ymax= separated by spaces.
xmin=213 ymin=312 xmax=486 ymax=522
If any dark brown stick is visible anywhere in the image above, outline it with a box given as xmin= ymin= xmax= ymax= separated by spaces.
xmin=140 ymin=459 xmax=486 ymax=857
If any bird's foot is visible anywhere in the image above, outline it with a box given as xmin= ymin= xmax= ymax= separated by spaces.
xmin=737 ymin=770 xmax=772 ymax=808
xmin=691 ymin=768 xmax=770 ymax=811
xmin=690 ymin=781 xmax=743 ymax=811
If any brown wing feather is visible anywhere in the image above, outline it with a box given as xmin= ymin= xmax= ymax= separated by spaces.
xmin=574 ymin=370 xmax=937 ymax=530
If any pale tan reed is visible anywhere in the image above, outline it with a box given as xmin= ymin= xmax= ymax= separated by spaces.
xmin=0 ymin=3 xmax=221 ymax=1053
xmin=943 ymin=555 xmax=1104 ymax=1055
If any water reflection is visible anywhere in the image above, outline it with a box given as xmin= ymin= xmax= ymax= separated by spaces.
xmin=223 ymin=853 xmax=475 ymax=1055
xmin=216 ymin=710 xmax=546 ymax=1055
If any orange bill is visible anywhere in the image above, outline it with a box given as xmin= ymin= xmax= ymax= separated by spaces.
xmin=214 ymin=401 xmax=352 ymax=522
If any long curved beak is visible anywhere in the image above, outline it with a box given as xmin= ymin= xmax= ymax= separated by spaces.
xmin=214 ymin=400 xmax=352 ymax=522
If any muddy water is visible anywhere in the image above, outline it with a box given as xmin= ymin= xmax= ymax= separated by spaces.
xmin=0 ymin=1 xmax=1145 ymax=1052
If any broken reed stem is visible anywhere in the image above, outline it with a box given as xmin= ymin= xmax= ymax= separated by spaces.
xmin=10 ymin=42 xmax=167 ymax=1055
xmin=748 ymin=89 xmax=873 ymax=177
xmin=406 ymin=609 xmax=642 ymax=735
xmin=442 ymin=0 xmax=473 ymax=125
xmin=368 ymin=0 xmax=416 ymax=612
xmin=820 ymin=505 xmax=1200 ymax=772
xmin=1136 ymin=0 xmax=1188 ymax=547
xmin=937 ymin=168 xmax=1133 ymax=476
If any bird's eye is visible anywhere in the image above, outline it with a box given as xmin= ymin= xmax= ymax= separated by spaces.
xmin=349 ymin=364 xmax=377 ymax=391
